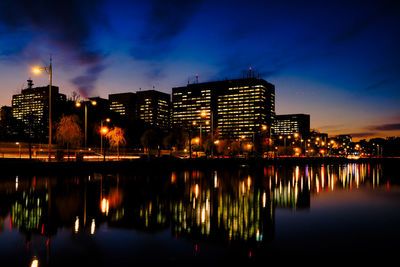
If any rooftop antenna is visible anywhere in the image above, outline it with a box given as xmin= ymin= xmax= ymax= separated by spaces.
xmin=27 ymin=78 xmax=34 ymax=89
xmin=249 ymin=67 xmax=252 ymax=78
xmin=195 ymin=73 xmax=199 ymax=84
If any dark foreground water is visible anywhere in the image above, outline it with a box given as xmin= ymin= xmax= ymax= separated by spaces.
xmin=0 ymin=163 xmax=399 ymax=266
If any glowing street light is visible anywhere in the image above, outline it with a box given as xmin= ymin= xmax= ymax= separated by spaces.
xmin=100 ymin=118 xmax=110 ymax=160
xmin=199 ymin=111 xmax=207 ymax=149
xmin=101 ymin=126 xmax=109 ymax=135
xmin=32 ymin=57 xmax=52 ymax=160
xmin=32 ymin=67 xmax=41 ymax=74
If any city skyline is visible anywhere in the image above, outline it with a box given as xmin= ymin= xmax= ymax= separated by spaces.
xmin=1 ymin=0 xmax=399 ymax=140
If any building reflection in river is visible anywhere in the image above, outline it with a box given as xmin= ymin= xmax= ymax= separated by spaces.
xmin=0 ymin=163 xmax=387 ymax=257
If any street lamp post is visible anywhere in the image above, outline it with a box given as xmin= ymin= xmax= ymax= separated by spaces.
xmin=76 ymin=100 xmax=97 ymax=149
xmin=200 ymin=111 xmax=208 ymax=153
xmin=254 ymin=124 xmax=268 ymax=157
xmin=188 ymin=122 xmax=194 ymax=158
xmin=211 ymin=111 xmax=214 ymax=158
xmin=32 ymin=56 xmax=52 ymax=161
xmin=100 ymin=118 xmax=110 ymax=159
xmin=239 ymin=135 xmax=245 ymax=156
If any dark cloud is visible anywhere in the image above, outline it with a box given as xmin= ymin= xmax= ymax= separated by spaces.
xmin=369 ymin=123 xmax=400 ymax=131
xmin=365 ymin=78 xmax=391 ymax=91
xmin=0 ymin=0 xmax=107 ymax=96
xmin=348 ymin=132 xmax=375 ymax=138
xmin=331 ymin=1 xmax=400 ymax=44
xmin=131 ymin=0 xmax=203 ymax=60
xmin=210 ymin=49 xmax=288 ymax=82
xmin=71 ymin=64 xmax=107 ymax=98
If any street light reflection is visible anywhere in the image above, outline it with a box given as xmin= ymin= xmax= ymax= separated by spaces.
xmin=74 ymin=216 xmax=79 ymax=233
xmin=101 ymin=198 xmax=110 ymax=215
xmin=91 ymin=219 xmax=96 ymax=235
xmin=31 ymin=258 xmax=39 ymax=267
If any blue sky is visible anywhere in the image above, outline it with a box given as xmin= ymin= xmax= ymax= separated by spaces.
xmin=0 ymin=0 xmax=399 ymax=139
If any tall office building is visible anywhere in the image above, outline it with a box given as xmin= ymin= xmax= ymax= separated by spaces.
xmin=172 ymin=84 xmax=213 ymax=133
xmin=274 ymin=114 xmax=310 ymax=138
xmin=11 ymin=79 xmax=66 ymax=140
xmin=172 ymin=77 xmax=275 ymax=140
xmin=109 ymin=92 xmax=136 ymax=120
xmin=136 ymin=90 xmax=170 ymax=129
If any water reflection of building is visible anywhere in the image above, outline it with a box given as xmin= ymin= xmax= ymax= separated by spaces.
xmin=0 ymin=163 xmax=387 ymax=253
xmin=11 ymin=190 xmax=48 ymax=233
xmin=171 ymin=171 xmax=274 ymax=244
xmin=106 ymin=174 xmax=169 ymax=232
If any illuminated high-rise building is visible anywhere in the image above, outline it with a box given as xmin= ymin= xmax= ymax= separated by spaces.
xmin=11 ymin=79 xmax=66 ymax=141
xmin=274 ymin=114 xmax=310 ymax=138
xmin=136 ymin=90 xmax=170 ymax=129
xmin=172 ymin=77 xmax=275 ymax=140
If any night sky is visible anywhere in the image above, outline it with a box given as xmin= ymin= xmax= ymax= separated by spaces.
xmin=0 ymin=0 xmax=399 ymax=140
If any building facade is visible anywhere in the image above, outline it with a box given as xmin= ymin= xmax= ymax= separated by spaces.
xmin=136 ymin=90 xmax=170 ymax=129
xmin=274 ymin=114 xmax=310 ymax=139
xmin=11 ymin=79 xmax=66 ymax=141
xmin=172 ymin=78 xmax=275 ymax=140
xmin=109 ymin=92 xmax=136 ymax=120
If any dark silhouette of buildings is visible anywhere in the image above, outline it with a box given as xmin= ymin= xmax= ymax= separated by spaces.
xmin=108 ymin=90 xmax=170 ymax=130
xmin=109 ymin=92 xmax=136 ymax=122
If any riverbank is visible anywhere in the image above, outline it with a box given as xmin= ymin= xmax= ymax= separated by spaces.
xmin=0 ymin=157 xmax=399 ymax=175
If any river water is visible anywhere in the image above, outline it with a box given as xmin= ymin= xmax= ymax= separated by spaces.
xmin=0 ymin=163 xmax=399 ymax=266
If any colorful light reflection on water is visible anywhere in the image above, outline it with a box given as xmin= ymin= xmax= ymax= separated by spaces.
xmin=0 ymin=163 xmax=399 ymax=265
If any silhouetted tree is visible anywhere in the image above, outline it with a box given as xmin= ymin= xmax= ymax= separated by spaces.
xmin=141 ymin=128 xmax=162 ymax=156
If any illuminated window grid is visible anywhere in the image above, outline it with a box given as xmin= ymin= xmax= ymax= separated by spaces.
xmin=172 ymin=89 xmax=211 ymax=131
xmin=12 ymin=91 xmax=48 ymax=137
xmin=217 ymin=86 xmax=265 ymax=140
xmin=110 ymin=102 xmax=127 ymax=116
